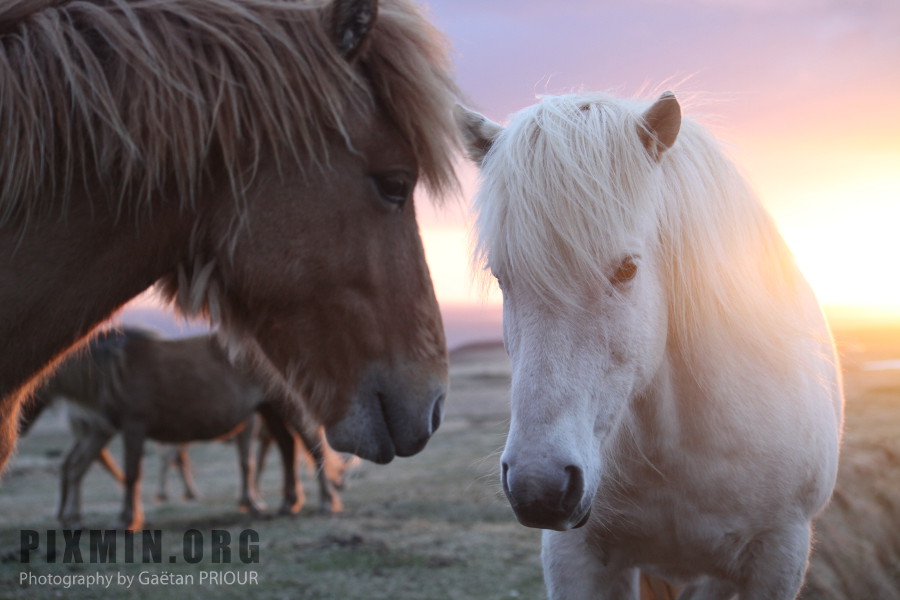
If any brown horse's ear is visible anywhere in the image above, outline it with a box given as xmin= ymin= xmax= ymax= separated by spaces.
xmin=330 ymin=0 xmax=378 ymax=62
xmin=638 ymin=91 xmax=681 ymax=161
xmin=455 ymin=105 xmax=503 ymax=166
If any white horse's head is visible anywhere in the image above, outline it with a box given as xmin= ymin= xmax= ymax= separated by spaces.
xmin=459 ymin=93 xmax=681 ymax=530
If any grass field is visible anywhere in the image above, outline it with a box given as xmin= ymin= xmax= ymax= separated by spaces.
xmin=0 ymin=323 xmax=897 ymax=599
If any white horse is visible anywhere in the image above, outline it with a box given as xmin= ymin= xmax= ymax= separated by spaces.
xmin=458 ymin=92 xmax=843 ymax=599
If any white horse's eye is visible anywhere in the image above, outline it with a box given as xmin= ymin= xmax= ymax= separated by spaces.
xmin=612 ymin=256 xmax=638 ymax=284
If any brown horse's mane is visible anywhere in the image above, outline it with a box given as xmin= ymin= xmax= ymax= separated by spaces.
xmin=0 ymin=0 xmax=459 ymax=225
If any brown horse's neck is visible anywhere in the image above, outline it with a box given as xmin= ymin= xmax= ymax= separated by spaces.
xmin=0 ymin=202 xmax=193 ymax=408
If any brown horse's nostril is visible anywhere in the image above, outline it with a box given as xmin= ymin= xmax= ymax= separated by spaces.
xmin=430 ymin=392 xmax=445 ymax=435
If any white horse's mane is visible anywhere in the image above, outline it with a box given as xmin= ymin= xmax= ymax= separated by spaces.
xmin=475 ymin=93 xmax=822 ymax=382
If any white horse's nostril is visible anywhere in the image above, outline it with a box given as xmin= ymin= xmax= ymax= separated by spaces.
xmin=560 ymin=465 xmax=584 ymax=514
xmin=501 ymin=460 xmax=587 ymax=530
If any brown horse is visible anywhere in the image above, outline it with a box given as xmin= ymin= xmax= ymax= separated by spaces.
xmin=0 ymin=0 xmax=459 ymax=471
xmin=24 ymin=400 xmax=265 ymax=518
xmin=255 ymin=420 xmax=361 ymax=514
xmin=159 ymin=419 xmax=358 ymax=514
xmin=153 ymin=421 xmax=261 ymax=506
xmin=30 ymin=329 xmax=339 ymax=530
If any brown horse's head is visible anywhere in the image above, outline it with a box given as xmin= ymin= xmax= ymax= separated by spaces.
xmin=0 ymin=0 xmax=457 ymax=465
xmin=153 ymin=0 xmax=458 ymax=463
xmin=209 ymin=107 xmax=450 ymax=464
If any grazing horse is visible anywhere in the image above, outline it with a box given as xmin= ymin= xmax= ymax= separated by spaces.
xmin=256 ymin=420 xmax=360 ymax=514
xmin=0 ymin=0 xmax=459 ymax=471
xmin=31 ymin=329 xmax=332 ymax=530
xmin=157 ymin=414 xmax=358 ymax=514
xmin=153 ymin=422 xmax=259 ymax=505
xmin=459 ymin=93 xmax=843 ymax=599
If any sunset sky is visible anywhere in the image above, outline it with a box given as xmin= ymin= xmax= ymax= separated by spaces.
xmin=127 ymin=0 xmax=900 ymax=347
xmin=414 ymin=0 xmax=900 ymax=341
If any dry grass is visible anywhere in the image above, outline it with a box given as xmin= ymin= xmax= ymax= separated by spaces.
xmin=800 ymin=323 xmax=900 ymax=599
xmin=0 ymin=323 xmax=897 ymax=599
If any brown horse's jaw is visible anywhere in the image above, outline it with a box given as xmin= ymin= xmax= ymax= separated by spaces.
xmin=325 ymin=364 xmax=446 ymax=464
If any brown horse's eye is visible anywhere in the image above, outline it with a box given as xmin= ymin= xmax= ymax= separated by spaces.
xmin=374 ymin=172 xmax=413 ymax=209
xmin=612 ymin=256 xmax=638 ymax=285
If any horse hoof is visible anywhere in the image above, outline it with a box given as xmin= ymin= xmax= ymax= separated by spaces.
xmin=278 ymin=502 xmax=302 ymax=516
xmin=238 ymin=501 xmax=265 ymax=515
xmin=109 ymin=518 xmax=142 ymax=531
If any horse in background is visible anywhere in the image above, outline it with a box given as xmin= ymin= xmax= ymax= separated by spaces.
xmin=24 ymin=388 xmax=355 ymax=522
xmin=256 ymin=420 xmax=361 ymax=514
xmin=0 ymin=0 xmax=459 ymax=472
xmin=154 ymin=444 xmax=205 ymax=504
xmin=460 ymin=92 xmax=843 ymax=599
xmin=155 ymin=416 xmax=358 ymax=514
xmin=21 ymin=385 xmax=126 ymax=488
xmin=22 ymin=395 xmax=262 ymax=516
xmin=153 ymin=422 xmax=259 ymax=505
xmin=29 ymin=329 xmax=323 ymax=530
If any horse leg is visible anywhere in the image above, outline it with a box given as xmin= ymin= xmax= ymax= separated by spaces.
xmin=734 ymin=523 xmax=811 ymax=600
xmin=235 ymin=419 xmax=266 ymax=513
xmin=333 ymin=451 xmax=361 ymax=491
xmin=113 ymin=424 xmax=146 ymax=531
xmin=254 ymin=419 xmax=271 ymax=491
xmin=59 ymin=432 xmax=113 ymax=529
xmin=155 ymin=445 xmax=175 ymax=502
xmin=257 ymin=402 xmax=302 ymax=515
xmin=175 ymin=445 xmax=199 ymax=501
xmin=300 ymin=426 xmax=342 ymax=514
xmin=0 ymin=393 xmax=22 ymax=473
xmin=97 ymin=447 xmax=125 ymax=485
xmin=542 ymin=529 xmax=639 ymax=599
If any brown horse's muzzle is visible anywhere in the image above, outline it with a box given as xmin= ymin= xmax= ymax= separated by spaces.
xmin=325 ymin=361 xmax=447 ymax=464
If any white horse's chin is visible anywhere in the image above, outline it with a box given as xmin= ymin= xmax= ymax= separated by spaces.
xmin=509 ymin=481 xmax=595 ymax=531
xmin=571 ymin=502 xmax=593 ymax=529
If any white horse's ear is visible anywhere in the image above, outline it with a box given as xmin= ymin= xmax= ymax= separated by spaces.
xmin=639 ymin=91 xmax=681 ymax=160
xmin=455 ymin=105 xmax=503 ymax=166
xmin=331 ymin=0 xmax=378 ymax=62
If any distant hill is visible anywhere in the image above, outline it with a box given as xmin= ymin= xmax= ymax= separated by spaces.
xmin=114 ymin=302 xmax=503 ymax=351
xmin=112 ymin=306 xmax=211 ymax=339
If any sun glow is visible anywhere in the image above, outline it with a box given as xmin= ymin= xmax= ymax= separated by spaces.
xmin=779 ymin=184 xmax=900 ymax=315
xmin=420 ymin=226 xmax=502 ymax=307
xmin=749 ymin=146 xmax=900 ymax=320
